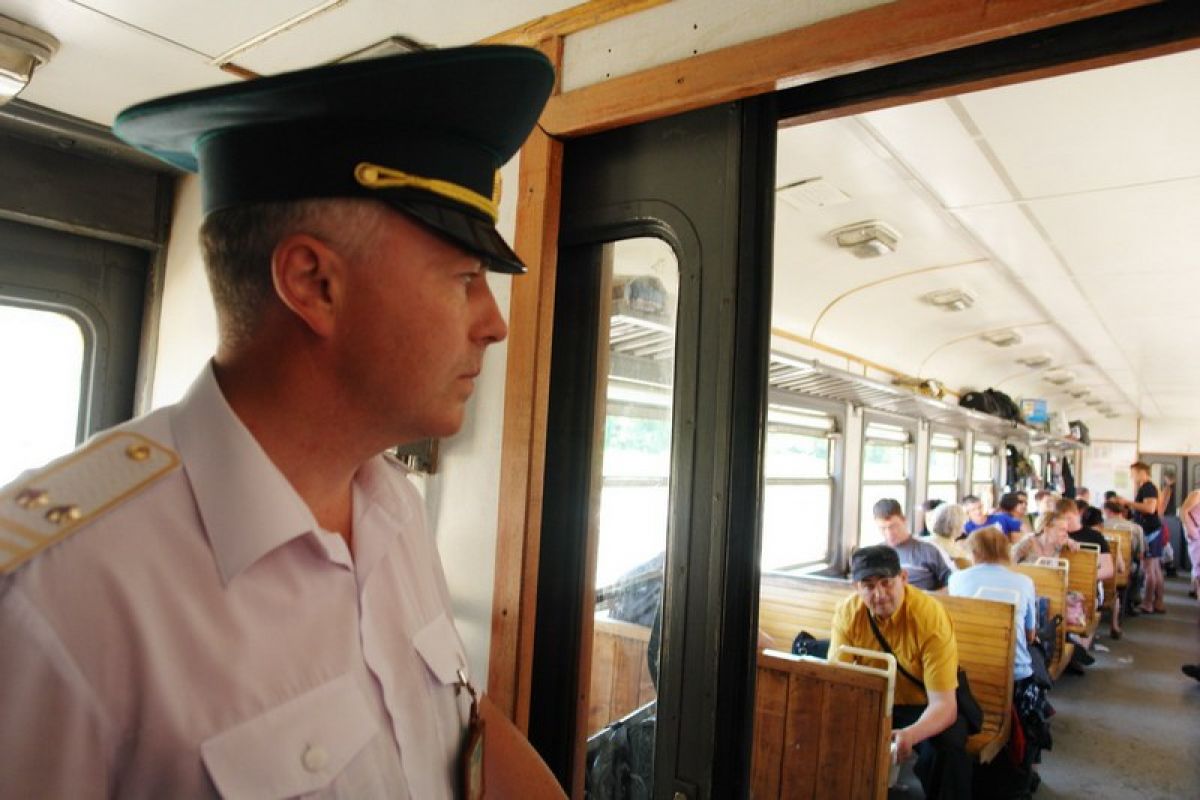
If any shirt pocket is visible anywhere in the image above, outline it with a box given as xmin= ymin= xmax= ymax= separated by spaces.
xmin=411 ymin=612 xmax=468 ymax=687
xmin=201 ymin=673 xmax=377 ymax=799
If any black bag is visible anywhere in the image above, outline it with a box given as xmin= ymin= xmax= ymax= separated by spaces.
xmin=959 ymin=391 xmax=999 ymax=416
xmin=984 ymin=388 xmax=1022 ymax=422
xmin=791 ymin=631 xmax=831 ymax=659
xmin=867 ymin=611 xmax=984 ymax=735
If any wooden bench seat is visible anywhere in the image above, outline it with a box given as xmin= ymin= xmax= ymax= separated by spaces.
xmin=1013 ymin=561 xmax=1074 ymax=681
xmin=587 ymin=617 xmax=656 ymax=736
xmin=1062 ymin=547 xmax=1100 ymax=639
xmin=752 ymin=649 xmax=894 ymax=799
xmin=758 ymin=572 xmax=855 ymax=646
xmin=758 ymin=573 xmax=1015 ymax=764
xmin=932 ymin=594 xmax=1016 ymax=763
xmin=1104 ymin=527 xmax=1133 ymax=591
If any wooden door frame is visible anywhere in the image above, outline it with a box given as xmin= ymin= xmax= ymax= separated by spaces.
xmin=488 ymin=0 xmax=1200 ymax=728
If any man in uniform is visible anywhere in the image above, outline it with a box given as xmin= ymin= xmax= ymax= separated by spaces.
xmin=830 ymin=545 xmax=971 ymax=799
xmin=0 ymin=46 xmax=555 ymax=797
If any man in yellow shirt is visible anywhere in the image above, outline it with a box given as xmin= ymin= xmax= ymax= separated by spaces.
xmin=830 ymin=545 xmax=971 ymax=798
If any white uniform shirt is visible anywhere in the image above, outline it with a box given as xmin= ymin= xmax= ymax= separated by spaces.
xmin=0 ymin=366 xmax=469 ymax=798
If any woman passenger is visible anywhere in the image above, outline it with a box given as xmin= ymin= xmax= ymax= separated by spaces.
xmin=926 ymin=502 xmax=971 ymax=567
xmin=949 ymin=527 xmax=1038 ymax=683
xmin=1179 ymin=489 xmax=1200 ymax=602
xmin=1012 ymin=511 xmax=1079 ymax=563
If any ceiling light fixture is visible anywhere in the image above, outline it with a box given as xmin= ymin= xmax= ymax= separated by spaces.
xmin=0 ymin=15 xmax=57 ymax=105
xmin=1043 ymin=369 xmax=1076 ymax=386
xmin=982 ymin=329 xmax=1023 ymax=348
xmin=832 ymin=220 xmax=901 ymax=258
xmin=1084 ymin=398 xmax=1103 ymax=406
xmin=1016 ymin=354 xmax=1053 ymax=369
xmin=921 ymin=288 xmax=975 ymax=312
xmin=1068 ymin=388 xmax=1090 ymax=399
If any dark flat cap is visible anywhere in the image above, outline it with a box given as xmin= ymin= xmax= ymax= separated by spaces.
xmin=112 ymin=45 xmax=555 ymax=273
xmin=851 ymin=545 xmax=901 ymax=582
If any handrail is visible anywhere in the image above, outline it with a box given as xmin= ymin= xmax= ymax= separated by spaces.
xmin=833 ymin=645 xmax=898 ymax=715
xmin=1034 ymin=556 xmax=1069 ymax=570
xmin=1077 ymin=542 xmax=1102 ymax=554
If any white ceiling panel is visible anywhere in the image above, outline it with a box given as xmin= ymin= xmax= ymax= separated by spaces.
xmin=237 ymin=0 xmax=580 ymax=73
xmin=77 ymin=0 xmax=320 ymax=58
xmin=7 ymin=0 xmax=234 ymax=124
xmin=1027 ymin=178 xmax=1200 ymax=278
xmin=773 ymin=116 xmax=983 ymax=339
xmin=859 ymin=100 xmax=1013 ymax=209
xmin=950 ymin=204 xmax=1062 ymax=282
xmin=958 ymin=48 xmax=1200 ymax=198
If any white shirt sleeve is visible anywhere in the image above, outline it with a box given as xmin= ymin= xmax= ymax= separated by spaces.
xmin=0 ymin=585 xmax=114 ymax=799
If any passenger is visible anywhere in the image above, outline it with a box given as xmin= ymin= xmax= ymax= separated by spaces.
xmin=1074 ymin=506 xmax=1120 ymax=637
xmin=1103 ymin=499 xmax=1145 ymax=619
xmin=1032 ymin=490 xmax=1059 ymax=532
xmin=1178 ymin=489 xmax=1200 ymax=601
xmin=1015 ymin=490 xmax=1034 ymax=532
xmin=963 ymin=493 xmax=1022 ymax=539
xmin=830 ymin=545 xmax=972 ymax=799
xmin=1066 ymin=503 xmax=1115 ymax=583
xmin=873 ymin=498 xmax=952 ymax=590
xmin=998 ymin=491 xmax=1031 ymax=534
xmin=917 ymin=497 xmax=946 ymax=538
xmin=1077 ymin=486 xmax=1092 ymax=506
xmin=927 ymin=502 xmax=971 ymax=566
xmin=949 ymin=528 xmax=1038 ymax=684
xmin=1115 ymin=461 xmax=1165 ymax=614
xmin=0 ymin=47 xmax=557 ymax=797
xmin=1012 ymin=511 xmax=1079 ymax=563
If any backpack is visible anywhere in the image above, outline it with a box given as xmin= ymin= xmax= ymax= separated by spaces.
xmin=960 ymin=391 xmax=999 ymax=416
xmin=984 ymin=388 xmax=1022 ymax=422
xmin=1069 ymin=419 xmax=1091 ymax=445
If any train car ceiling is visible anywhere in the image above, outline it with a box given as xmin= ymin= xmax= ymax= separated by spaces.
xmin=764 ymin=47 xmax=1200 ymax=440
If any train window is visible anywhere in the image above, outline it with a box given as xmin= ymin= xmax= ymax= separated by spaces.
xmin=0 ymin=303 xmax=87 ymax=484
xmin=972 ymin=440 xmax=999 ymax=508
xmin=860 ymin=419 xmax=913 ymax=543
xmin=761 ymin=404 xmax=837 ymax=569
xmin=927 ymin=432 xmax=962 ymax=505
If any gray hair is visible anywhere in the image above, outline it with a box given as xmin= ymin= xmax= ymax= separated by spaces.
xmin=199 ymin=198 xmax=389 ymax=348
xmin=930 ymin=503 xmax=967 ymax=540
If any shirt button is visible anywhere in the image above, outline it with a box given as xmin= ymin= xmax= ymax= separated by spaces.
xmin=302 ymin=744 xmax=329 ymax=773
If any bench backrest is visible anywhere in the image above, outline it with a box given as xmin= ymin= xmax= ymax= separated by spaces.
xmin=587 ymin=617 xmax=655 ymax=736
xmin=1103 ymin=527 xmax=1133 ymax=589
xmin=1062 ymin=547 xmax=1099 ymax=635
xmin=752 ymin=650 xmax=892 ymax=799
xmin=932 ymin=594 xmax=1016 ymax=761
xmin=1013 ymin=561 xmax=1069 ymax=675
xmin=758 ymin=572 xmax=854 ymax=645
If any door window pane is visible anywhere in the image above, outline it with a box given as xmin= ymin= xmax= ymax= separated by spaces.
xmin=0 ymin=305 xmax=85 ymax=484
xmin=589 ymin=238 xmax=677 ymax=781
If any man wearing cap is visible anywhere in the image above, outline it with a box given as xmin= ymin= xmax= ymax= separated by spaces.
xmin=830 ymin=545 xmax=971 ymax=799
xmin=0 ymin=47 xmax=555 ymax=797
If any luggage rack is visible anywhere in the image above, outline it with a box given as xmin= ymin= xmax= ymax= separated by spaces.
xmin=605 ymin=305 xmax=1083 ymax=451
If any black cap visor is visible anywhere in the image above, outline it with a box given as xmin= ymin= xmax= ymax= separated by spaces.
xmin=392 ymin=198 xmax=525 ymax=274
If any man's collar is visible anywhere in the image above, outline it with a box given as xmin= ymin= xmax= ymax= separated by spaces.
xmin=170 ymin=364 xmax=322 ymax=584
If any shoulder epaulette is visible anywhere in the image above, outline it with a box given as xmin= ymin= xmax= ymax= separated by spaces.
xmin=0 ymin=432 xmax=179 ymax=574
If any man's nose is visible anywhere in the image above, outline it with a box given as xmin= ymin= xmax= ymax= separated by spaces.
xmin=473 ymin=274 xmax=508 ymax=345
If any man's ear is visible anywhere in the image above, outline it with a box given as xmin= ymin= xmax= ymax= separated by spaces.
xmin=270 ymin=233 xmax=344 ymax=338
xmin=899 ymin=568 xmax=909 ymax=585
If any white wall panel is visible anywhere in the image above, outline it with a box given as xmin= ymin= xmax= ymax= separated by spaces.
xmin=562 ymin=0 xmax=886 ymax=92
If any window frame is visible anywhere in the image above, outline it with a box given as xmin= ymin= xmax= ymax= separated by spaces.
xmin=859 ymin=410 xmax=917 ymax=545
xmin=926 ymin=425 xmax=965 ymax=506
xmin=761 ymin=389 xmax=844 ymax=572
xmin=971 ymin=435 xmax=1002 ymax=509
